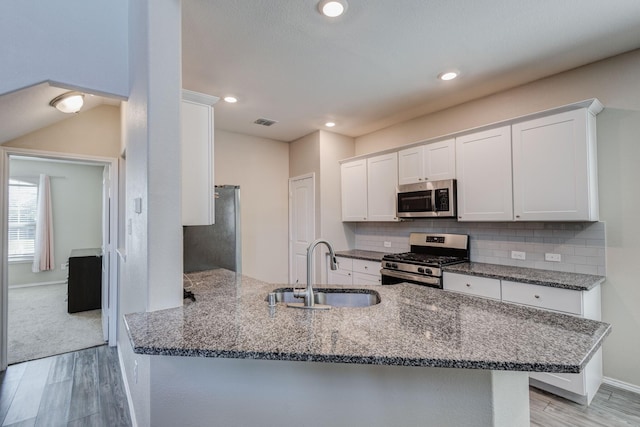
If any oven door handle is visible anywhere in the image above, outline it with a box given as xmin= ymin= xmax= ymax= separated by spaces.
xmin=381 ymin=269 xmax=441 ymax=286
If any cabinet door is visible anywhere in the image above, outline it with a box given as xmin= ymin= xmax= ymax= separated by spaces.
xmin=181 ymin=99 xmax=214 ymax=225
xmin=398 ymin=146 xmax=424 ymax=185
xmin=367 ymin=152 xmax=398 ymax=222
xmin=456 ymin=126 xmax=513 ymax=221
xmin=328 ymin=269 xmax=353 ymax=285
xmin=352 ymin=272 xmax=382 ymax=286
xmin=424 ymin=139 xmax=456 ymax=181
xmin=341 ymin=159 xmax=368 ymax=221
xmin=512 ymin=108 xmax=598 ymax=221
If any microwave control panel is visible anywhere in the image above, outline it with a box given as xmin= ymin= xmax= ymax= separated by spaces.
xmin=435 ymin=188 xmax=450 ymax=212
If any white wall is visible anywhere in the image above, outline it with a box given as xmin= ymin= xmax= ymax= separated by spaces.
xmin=354 ymin=49 xmax=640 ymax=388
xmin=289 ymin=130 xmax=356 ymax=284
xmin=118 ymin=1 xmax=183 ymax=426
xmin=215 ymin=129 xmax=290 ymax=283
xmin=319 ymin=131 xmax=356 ymax=283
xmin=4 ymin=105 xmax=122 ymax=158
xmin=0 ymin=1 xmax=128 ymax=98
xmin=9 ymin=159 xmax=103 ymax=285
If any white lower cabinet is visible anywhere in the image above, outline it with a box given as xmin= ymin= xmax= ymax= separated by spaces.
xmin=443 ymin=272 xmax=501 ymax=300
xmin=443 ymin=272 xmax=602 ymax=405
xmin=328 ymin=256 xmax=381 ymax=285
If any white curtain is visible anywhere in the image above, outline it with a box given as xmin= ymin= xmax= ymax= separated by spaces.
xmin=32 ymin=174 xmax=55 ymax=272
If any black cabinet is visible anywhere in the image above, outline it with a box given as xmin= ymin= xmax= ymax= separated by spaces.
xmin=67 ymin=248 xmax=102 ymax=313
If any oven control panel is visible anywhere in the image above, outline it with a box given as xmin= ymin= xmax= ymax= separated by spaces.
xmin=382 ymin=261 xmax=440 ymax=277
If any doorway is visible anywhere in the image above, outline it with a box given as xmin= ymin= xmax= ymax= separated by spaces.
xmin=0 ymin=148 xmax=119 ymax=370
xmin=288 ymin=174 xmax=315 ymax=285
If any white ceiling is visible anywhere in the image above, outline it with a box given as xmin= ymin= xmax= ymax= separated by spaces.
xmin=2 ymin=1 xmax=639 ymax=145
xmin=182 ymin=0 xmax=640 ymax=141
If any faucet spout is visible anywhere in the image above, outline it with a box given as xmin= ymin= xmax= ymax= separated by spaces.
xmin=289 ymin=238 xmax=335 ymax=310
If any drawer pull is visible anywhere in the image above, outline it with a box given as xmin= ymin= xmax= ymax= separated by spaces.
xmin=466 ymin=283 xmax=471 ymax=287
xmin=534 ymin=295 xmax=540 ymax=299
xmin=364 ymin=266 xmax=368 ymax=270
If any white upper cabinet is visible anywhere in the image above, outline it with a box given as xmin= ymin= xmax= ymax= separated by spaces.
xmin=398 ymin=139 xmax=455 ymax=185
xmin=367 ymin=152 xmax=399 ymax=222
xmin=341 ymin=159 xmax=368 ymax=221
xmin=181 ymin=90 xmax=219 ymax=226
xmin=341 ymin=153 xmax=398 ymax=222
xmin=456 ymin=126 xmax=513 ymax=221
xmin=398 ymin=146 xmax=423 ymax=185
xmin=512 ymin=108 xmax=599 ymax=221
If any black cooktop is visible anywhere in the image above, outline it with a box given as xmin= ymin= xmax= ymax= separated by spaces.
xmin=382 ymin=252 xmax=467 ymax=266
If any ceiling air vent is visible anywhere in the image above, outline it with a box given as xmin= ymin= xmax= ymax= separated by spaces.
xmin=253 ymin=117 xmax=278 ymax=127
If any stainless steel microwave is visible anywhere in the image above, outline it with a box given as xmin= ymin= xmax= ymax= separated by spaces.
xmin=396 ymin=179 xmax=456 ymax=218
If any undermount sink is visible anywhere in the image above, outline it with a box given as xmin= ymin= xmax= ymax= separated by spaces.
xmin=267 ymin=288 xmax=381 ymax=308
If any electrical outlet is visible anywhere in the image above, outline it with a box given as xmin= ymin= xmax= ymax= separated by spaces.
xmin=383 ymin=241 xmax=392 ymax=248
xmin=134 ymin=360 xmax=138 ymax=384
xmin=511 ymin=251 xmax=526 ymax=260
xmin=545 ymin=253 xmax=561 ymax=262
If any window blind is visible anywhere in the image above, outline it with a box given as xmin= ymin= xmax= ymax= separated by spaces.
xmin=8 ymin=180 xmax=38 ymax=257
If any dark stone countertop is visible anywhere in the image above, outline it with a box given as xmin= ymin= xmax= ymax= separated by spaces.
xmin=334 ymin=249 xmax=388 ymax=262
xmin=124 ymin=268 xmax=610 ymax=373
xmin=443 ymin=262 xmax=605 ymax=291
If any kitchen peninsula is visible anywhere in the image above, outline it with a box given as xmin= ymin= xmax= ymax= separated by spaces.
xmin=125 ymin=268 xmax=610 ymax=427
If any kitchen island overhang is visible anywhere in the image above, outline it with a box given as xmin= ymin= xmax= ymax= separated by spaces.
xmin=124 ymin=268 xmax=610 ymax=427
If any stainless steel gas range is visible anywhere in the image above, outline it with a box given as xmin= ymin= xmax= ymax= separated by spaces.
xmin=381 ymin=233 xmax=469 ymax=288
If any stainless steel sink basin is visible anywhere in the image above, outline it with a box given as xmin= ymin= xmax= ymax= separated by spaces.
xmin=267 ymin=288 xmax=380 ymax=307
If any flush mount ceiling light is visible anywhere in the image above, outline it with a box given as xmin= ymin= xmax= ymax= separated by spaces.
xmin=325 ymin=122 xmax=336 ymax=128
xmin=49 ymin=91 xmax=84 ymax=113
xmin=318 ymin=0 xmax=347 ymax=17
xmin=438 ymin=70 xmax=459 ymax=81
xmin=223 ymin=96 xmax=238 ymax=103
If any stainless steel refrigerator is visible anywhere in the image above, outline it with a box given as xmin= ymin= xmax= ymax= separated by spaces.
xmin=183 ymin=185 xmax=241 ymax=273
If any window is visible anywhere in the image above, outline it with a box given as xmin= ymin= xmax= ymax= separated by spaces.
xmin=8 ymin=179 xmax=38 ymax=259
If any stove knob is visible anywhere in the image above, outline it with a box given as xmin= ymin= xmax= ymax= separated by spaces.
xmin=392 ymin=263 xmax=398 ymax=269
xmin=417 ymin=267 xmax=425 ymax=274
xmin=385 ymin=262 xmax=392 ymax=268
xmin=425 ymin=269 xmax=432 ymax=275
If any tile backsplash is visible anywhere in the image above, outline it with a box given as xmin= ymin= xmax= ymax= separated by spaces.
xmin=354 ymin=220 xmax=606 ymax=276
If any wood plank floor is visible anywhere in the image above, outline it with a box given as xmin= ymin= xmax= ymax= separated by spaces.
xmin=0 ymin=346 xmax=131 ymax=427
xmin=2 ymin=346 xmax=639 ymax=426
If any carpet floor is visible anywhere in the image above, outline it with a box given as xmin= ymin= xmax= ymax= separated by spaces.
xmin=8 ymin=283 xmax=105 ymax=365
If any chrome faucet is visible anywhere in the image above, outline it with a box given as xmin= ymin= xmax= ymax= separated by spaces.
xmin=289 ymin=238 xmax=337 ymax=310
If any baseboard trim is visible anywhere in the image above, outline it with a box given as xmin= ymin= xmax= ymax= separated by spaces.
xmin=9 ymin=280 xmax=66 ymax=289
xmin=117 ymin=345 xmax=138 ymax=427
xmin=603 ymin=376 xmax=640 ymax=395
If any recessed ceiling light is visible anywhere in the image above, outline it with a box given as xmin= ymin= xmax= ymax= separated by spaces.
xmin=318 ymin=0 xmax=347 ymax=18
xmin=224 ymin=96 xmax=238 ymax=103
xmin=438 ymin=71 xmax=459 ymax=81
xmin=325 ymin=122 xmax=336 ymax=128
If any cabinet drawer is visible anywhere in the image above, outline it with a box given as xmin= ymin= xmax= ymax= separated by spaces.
xmin=352 ymin=259 xmax=381 ymax=276
xmin=353 ymin=271 xmax=381 ymax=286
xmin=443 ymin=273 xmax=501 ymax=300
xmin=334 ymin=256 xmax=353 ymax=272
xmin=530 ymin=371 xmax=585 ymax=395
xmin=501 ymin=280 xmax=582 ymax=315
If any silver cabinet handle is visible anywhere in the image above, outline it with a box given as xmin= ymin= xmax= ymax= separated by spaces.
xmin=466 ymin=283 xmax=471 ymax=287
xmin=534 ymin=295 xmax=540 ymax=299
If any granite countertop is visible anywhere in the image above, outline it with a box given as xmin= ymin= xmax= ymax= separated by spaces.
xmin=334 ymin=249 xmax=387 ymax=261
xmin=125 ymin=268 xmax=610 ymax=373
xmin=443 ymin=262 xmax=605 ymax=291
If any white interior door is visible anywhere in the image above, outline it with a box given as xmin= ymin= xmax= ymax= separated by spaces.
xmin=289 ymin=174 xmax=315 ymax=286
xmin=101 ymin=166 xmax=110 ymax=342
